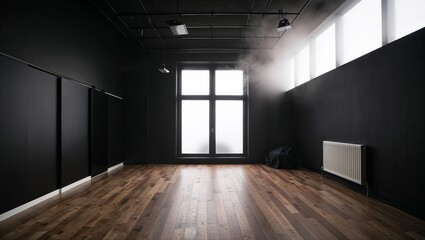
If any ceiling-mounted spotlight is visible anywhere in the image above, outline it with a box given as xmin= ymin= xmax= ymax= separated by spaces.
xmin=166 ymin=20 xmax=188 ymax=35
xmin=277 ymin=10 xmax=292 ymax=32
xmin=158 ymin=64 xmax=170 ymax=74
xmin=158 ymin=49 xmax=170 ymax=74
xmin=277 ymin=18 xmax=292 ymax=32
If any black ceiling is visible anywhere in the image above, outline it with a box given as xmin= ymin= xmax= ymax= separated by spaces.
xmin=91 ymin=0 xmax=345 ymax=51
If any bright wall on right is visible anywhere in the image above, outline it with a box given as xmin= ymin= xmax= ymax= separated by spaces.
xmin=286 ymin=0 xmax=425 ymax=89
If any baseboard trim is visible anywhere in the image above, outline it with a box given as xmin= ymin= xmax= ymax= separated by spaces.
xmin=0 ymin=189 xmax=60 ymax=222
xmin=108 ymin=163 xmax=123 ymax=172
xmin=0 ymin=164 xmax=126 ymax=222
xmin=61 ymin=176 xmax=91 ymax=193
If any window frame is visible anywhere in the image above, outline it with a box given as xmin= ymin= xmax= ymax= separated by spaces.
xmin=176 ymin=62 xmax=249 ymax=161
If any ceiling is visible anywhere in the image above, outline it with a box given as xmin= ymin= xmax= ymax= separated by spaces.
xmin=91 ymin=0 xmax=345 ymax=51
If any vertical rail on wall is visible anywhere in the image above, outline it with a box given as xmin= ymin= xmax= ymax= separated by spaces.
xmin=88 ymin=87 xmax=94 ymax=176
xmin=57 ymin=78 xmax=62 ymax=188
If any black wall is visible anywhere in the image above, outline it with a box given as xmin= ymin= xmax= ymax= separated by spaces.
xmin=0 ymin=55 xmax=125 ymax=214
xmin=0 ymin=0 xmax=123 ymax=96
xmin=0 ymin=0 xmax=125 ymax=215
xmin=123 ymin=50 xmax=289 ymax=164
xmin=286 ymin=28 xmax=425 ymax=219
xmin=61 ymin=80 xmax=90 ymax=186
xmin=0 ymin=56 xmax=59 ymax=213
xmin=122 ymin=43 xmax=152 ymax=164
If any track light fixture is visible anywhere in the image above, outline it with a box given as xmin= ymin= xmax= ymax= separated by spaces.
xmin=277 ymin=10 xmax=292 ymax=32
xmin=158 ymin=49 xmax=170 ymax=74
xmin=158 ymin=64 xmax=170 ymax=74
xmin=166 ymin=20 xmax=189 ymax=35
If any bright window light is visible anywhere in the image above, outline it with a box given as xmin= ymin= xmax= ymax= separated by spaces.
xmin=181 ymin=100 xmax=209 ymax=154
xmin=215 ymin=70 xmax=243 ymax=95
xmin=342 ymin=0 xmax=382 ymax=64
xmin=315 ymin=23 xmax=336 ymax=77
xmin=288 ymin=58 xmax=295 ymax=89
xmin=282 ymin=58 xmax=295 ymax=90
xmin=216 ymin=100 xmax=243 ymax=154
xmin=181 ymin=70 xmax=209 ymax=95
xmin=393 ymin=0 xmax=425 ymax=40
xmin=296 ymin=45 xmax=310 ymax=86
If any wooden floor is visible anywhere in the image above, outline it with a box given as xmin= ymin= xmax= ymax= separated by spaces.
xmin=0 ymin=165 xmax=424 ymax=240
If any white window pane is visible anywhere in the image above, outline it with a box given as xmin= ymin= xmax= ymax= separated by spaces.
xmin=182 ymin=70 xmax=209 ymax=95
xmin=289 ymin=58 xmax=295 ymax=88
xmin=296 ymin=45 xmax=310 ymax=86
xmin=285 ymin=58 xmax=295 ymax=90
xmin=216 ymin=101 xmax=243 ymax=154
xmin=315 ymin=24 xmax=336 ymax=76
xmin=394 ymin=0 xmax=425 ymax=40
xmin=342 ymin=0 xmax=381 ymax=64
xmin=182 ymin=101 xmax=209 ymax=154
xmin=215 ymin=70 xmax=243 ymax=95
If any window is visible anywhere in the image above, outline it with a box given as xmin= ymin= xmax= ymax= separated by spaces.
xmin=286 ymin=0 xmax=425 ymax=90
xmin=315 ymin=24 xmax=336 ymax=77
xmin=295 ymin=45 xmax=310 ymax=86
xmin=216 ymin=70 xmax=243 ymax=95
xmin=342 ymin=0 xmax=382 ymax=64
xmin=288 ymin=58 xmax=295 ymax=89
xmin=178 ymin=66 xmax=247 ymax=158
xmin=181 ymin=70 xmax=209 ymax=95
xmin=282 ymin=58 xmax=295 ymax=90
xmin=392 ymin=0 xmax=425 ymax=41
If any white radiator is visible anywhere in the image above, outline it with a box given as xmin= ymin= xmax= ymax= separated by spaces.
xmin=323 ymin=141 xmax=366 ymax=185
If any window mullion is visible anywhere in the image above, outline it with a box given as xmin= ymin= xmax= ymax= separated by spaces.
xmin=210 ymin=67 xmax=216 ymax=156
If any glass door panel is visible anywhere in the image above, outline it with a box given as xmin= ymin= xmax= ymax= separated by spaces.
xmin=215 ymin=100 xmax=243 ymax=154
xmin=181 ymin=100 xmax=209 ymax=154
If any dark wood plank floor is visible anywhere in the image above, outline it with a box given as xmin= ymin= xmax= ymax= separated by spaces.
xmin=0 ymin=165 xmax=424 ymax=239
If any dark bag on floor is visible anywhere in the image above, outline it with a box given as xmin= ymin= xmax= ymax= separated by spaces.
xmin=265 ymin=146 xmax=297 ymax=169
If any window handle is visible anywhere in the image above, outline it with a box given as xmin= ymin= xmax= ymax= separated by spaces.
xmin=211 ymin=127 xmax=214 ymax=132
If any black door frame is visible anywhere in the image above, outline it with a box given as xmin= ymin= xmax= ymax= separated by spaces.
xmin=176 ymin=62 xmax=249 ymax=162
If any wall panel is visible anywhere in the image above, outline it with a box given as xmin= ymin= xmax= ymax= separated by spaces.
xmin=91 ymin=90 xmax=108 ymax=176
xmin=26 ymin=67 xmax=58 ymax=198
xmin=61 ymin=80 xmax=90 ymax=187
xmin=0 ymin=56 xmax=58 ymax=214
xmin=108 ymin=97 xmax=123 ymax=167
